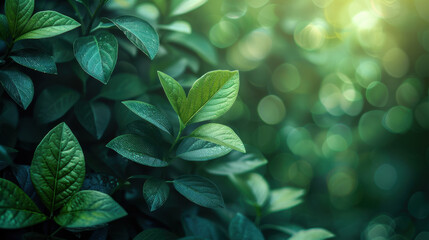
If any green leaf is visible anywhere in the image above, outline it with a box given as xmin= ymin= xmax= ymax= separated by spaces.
xmin=265 ymin=188 xmax=305 ymax=214
xmin=34 ymin=85 xmax=80 ymax=124
xmin=166 ymin=32 xmax=217 ymax=65
xmin=181 ymin=70 xmax=239 ymax=125
xmin=157 ymin=71 xmax=186 ymax=117
xmin=182 ymin=215 xmax=223 ymax=240
xmin=173 ymin=175 xmax=224 ymax=208
xmin=109 ymin=16 xmax=159 ymax=59
xmin=143 ymin=177 xmax=170 ymax=212
xmin=0 ymin=70 xmax=33 ymax=109
xmin=231 ymin=173 xmax=269 ymax=207
xmin=176 ymin=137 xmax=232 ymax=161
xmin=74 ymin=31 xmax=118 ymax=84
xmin=0 ymin=178 xmax=47 ymax=229
xmin=75 ymin=101 xmax=111 ymax=139
xmin=52 ymin=39 xmax=74 ymax=63
xmin=54 ymin=190 xmax=127 ymax=228
xmin=187 ymin=123 xmax=245 ymax=153
xmin=106 ymin=134 xmax=168 ymax=167
xmin=204 ymin=150 xmax=267 ymax=175
xmin=289 ymin=228 xmax=334 ymax=240
xmin=10 ymin=48 xmax=57 ymax=74
xmin=229 ymin=213 xmax=264 ymax=240
xmin=98 ymin=73 xmax=145 ymax=100
xmin=0 ymin=14 xmax=10 ymax=40
xmin=16 ymin=10 xmax=80 ymax=41
xmin=5 ymin=0 xmax=34 ymax=38
xmin=30 ymin=123 xmax=85 ymax=213
xmin=158 ymin=21 xmax=191 ymax=34
xmin=123 ymin=101 xmax=173 ymax=136
xmin=133 ymin=228 xmax=177 ymax=240
xmin=170 ymin=0 xmax=208 ymax=16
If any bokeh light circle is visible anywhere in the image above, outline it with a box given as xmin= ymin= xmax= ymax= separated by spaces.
xmin=257 ymin=95 xmax=286 ymax=125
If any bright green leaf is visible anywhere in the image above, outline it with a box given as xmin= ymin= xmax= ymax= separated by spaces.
xmin=204 ymin=150 xmax=267 ymax=175
xmin=173 ymin=175 xmax=224 ymax=208
xmin=176 ymin=137 xmax=232 ymax=161
xmin=0 ymin=70 xmax=33 ymax=109
xmin=231 ymin=173 xmax=269 ymax=207
xmin=143 ymin=177 xmax=169 ymax=212
xmin=289 ymin=228 xmax=334 ymax=240
xmin=266 ymin=188 xmax=305 ymax=214
xmin=170 ymin=0 xmax=208 ymax=16
xmin=133 ymin=228 xmax=177 ymax=240
xmin=166 ymin=32 xmax=217 ymax=65
xmin=5 ymin=0 xmax=34 ymax=38
xmin=229 ymin=213 xmax=264 ymax=240
xmin=0 ymin=178 xmax=47 ymax=229
xmin=30 ymin=123 xmax=85 ymax=213
xmin=158 ymin=21 xmax=192 ymax=34
xmin=157 ymin=71 xmax=186 ymax=117
xmin=98 ymin=73 xmax=145 ymax=100
xmin=188 ymin=123 xmax=245 ymax=152
xmin=75 ymin=101 xmax=111 ymax=139
xmin=54 ymin=190 xmax=127 ymax=228
xmin=11 ymin=48 xmax=57 ymax=74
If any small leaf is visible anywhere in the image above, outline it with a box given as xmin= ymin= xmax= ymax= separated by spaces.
xmin=0 ymin=14 xmax=10 ymax=40
xmin=109 ymin=16 xmax=159 ymax=59
xmin=0 ymin=178 xmax=47 ymax=229
xmin=157 ymin=71 xmax=186 ymax=117
xmin=158 ymin=21 xmax=191 ymax=34
xmin=75 ymin=100 xmax=111 ymax=139
xmin=143 ymin=177 xmax=169 ymax=212
xmin=34 ymin=85 xmax=80 ymax=124
xmin=5 ymin=0 xmax=34 ymax=38
xmin=74 ymin=31 xmax=118 ymax=84
xmin=54 ymin=190 xmax=127 ymax=228
xmin=133 ymin=228 xmax=177 ymax=240
xmin=98 ymin=73 xmax=145 ymax=100
xmin=106 ymin=134 xmax=168 ymax=167
xmin=173 ymin=175 xmax=224 ymax=208
xmin=176 ymin=137 xmax=232 ymax=161
xmin=30 ymin=123 xmax=85 ymax=213
xmin=188 ymin=123 xmax=245 ymax=153
xmin=289 ymin=228 xmax=334 ymax=240
xmin=123 ymin=101 xmax=173 ymax=136
xmin=204 ymin=150 xmax=267 ymax=175
xmin=229 ymin=213 xmax=264 ymax=240
xmin=16 ymin=10 xmax=80 ymax=41
xmin=11 ymin=48 xmax=57 ymax=74
xmin=0 ymin=70 xmax=34 ymax=109
xmin=166 ymin=32 xmax=217 ymax=65
xmin=265 ymin=188 xmax=305 ymax=214
xmin=170 ymin=0 xmax=208 ymax=16
xmin=231 ymin=173 xmax=269 ymax=207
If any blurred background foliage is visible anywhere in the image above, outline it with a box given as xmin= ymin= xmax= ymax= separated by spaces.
xmin=107 ymin=0 xmax=429 ymax=239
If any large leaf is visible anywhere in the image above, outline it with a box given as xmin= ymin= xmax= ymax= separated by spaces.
xmin=166 ymin=32 xmax=217 ymax=65
xmin=30 ymin=123 xmax=85 ymax=213
xmin=176 ymin=137 xmax=232 ymax=161
xmin=5 ymin=0 xmax=34 ymax=38
xmin=265 ymin=188 xmax=305 ymax=214
xmin=0 ymin=70 xmax=33 ymax=109
xmin=204 ymin=150 xmax=267 ymax=175
xmin=188 ymin=123 xmax=245 ymax=152
xmin=289 ymin=228 xmax=334 ymax=240
xmin=0 ymin=14 xmax=10 ymax=40
xmin=231 ymin=173 xmax=269 ymax=207
xmin=75 ymin=101 xmax=111 ymax=139
xmin=16 ymin=10 xmax=80 ymax=41
xmin=106 ymin=134 xmax=168 ymax=167
xmin=134 ymin=228 xmax=177 ymax=240
xmin=10 ymin=48 xmax=57 ymax=74
xmin=74 ymin=31 xmax=118 ymax=84
xmin=143 ymin=177 xmax=169 ymax=212
xmin=54 ymin=190 xmax=127 ymax=228
xmin=229 ymin=213 xmax=264 ymax=240
xmin=34 ymin=85 xmax=80 ymax=124
xmin=98 ymin=73 xmax=145 ymax=100
xmin=123 ymin=101 xmax=173 ymax=136
xmin=173 ymin=175 xmax=224 ymax=208
xmin=109 ymin=16 xmax=159 ymax=59
xmin=170 ymin=0 xmax=208 ymax=16
xmin=0 ymin=178 xmax=47 ymax=229
xmin=158 ymin=71 xmax=186 ymax=117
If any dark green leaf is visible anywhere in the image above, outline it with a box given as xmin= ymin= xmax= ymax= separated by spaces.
xmin=0 ymin=70 xmax=34 ymax=109
xmin=5 ymin=0 xmax=34 ymax=38
xmin=133 ymin=228 xmax=176 ymax=240
xmin=170 ymin=0 xmax=208 ymax=16
xmin=52 ymin=39 xmax=74 ymax=63
xmin=166 ymin=32 xmax=217 ymax=65
xmin=173 ymin=175 xmax=224 ymax=208
xmin=75 ymin=100 xmax=111 ymax=139
xmin=158 ymin=71 xmax=186 ymax=117
xmin=0 ymin=178 xmax=47 ymax=229
xmin=265 ymin=188 xmax=305 ymax=214
xmin=289 ymin=228 xmax=334 ymax=240
xmin=182 ymin=215 xmax=223 ymax=240
xmin=188 ymin=123 xmax=245 ymax=152
xmin=0 ymin=145 xmax=14 ymax=171
xmin=13 ymin=165 xmax=37 ymax=200
xmin=204 ymin=150 xmax=267 ymax=175
xmin=54 ymin=190 xmax=127 ymax=228
xmin=0 ymin=14 xmax=10 ymax=40
xmin=81 ymin=173 xmax=117 ymax=195
xmin=98 ymin=73 xmax=145 ymax=100
xmin=176 ymin=137 xmax=232 ymax=161
xmin=229 ymin=213 xmax=264 ymax=240
xmin=11 ymin=48 xmax=57 ymax=74
xmin=30 ymin=123 xmax=85 ymax=213
xmin=143 ymin=177 xmax=169 ymax=212
xmin=74 ymin=31 xmax=118 ymax=84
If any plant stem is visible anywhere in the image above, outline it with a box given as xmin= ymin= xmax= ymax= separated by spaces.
xmin=85 ymin=0 xmax=105 ymax=35
xmin=254 ymin=206 xmax=262 ymax=226
xmin=168 ymin=119 xmax=184 ymax=153
xmin=67 ymin=0 xmax=85 ymax=34
xmin=50 ymin=225 xmax=64 ymax=237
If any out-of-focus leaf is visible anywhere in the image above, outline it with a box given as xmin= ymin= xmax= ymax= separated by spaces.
xmin=166 ymin=32 xmax=217 ymax=65
xmin=52 ymin=39 xmax=74 ymax=63
xmin=188 ymin=123 xmax=245 ymax=152
xmin=75 ymin=100 xmax=111 ymax=139
xmin=0 ymin=14 xmax=10 ymax=40
xmin=173 ymin=175 xmax=224 ymax=208
xmin=229 ymin=213 xmax=264 ymax=240
xmin=231 ymin=173 xmax=269 ymax=207
xmin=13 ymin=165 xmax=37 ymax=200
xmin=182 ymin=215 xmax=223 ymax=240
xmin=289 ymin=228 xmax=334 ymax=240
xmin=98 ymin=73 xmax=145 ymax=100
xmin=170 ymin=0 xmax=208 ymax=16
xmin=133 ymin=228 xmax=176 ymax=240
xmin=204 ymin=150 xmax=267 ymax=175
xmin=5 ymin=0 xmax=34 ymax=38
xmin=0 ymin=70 xmax=33 ymax=109
xmin=81 ymin=173 xmax=117 ymax=195
xmin=176 ymin=137 xmax=232 ymax=161
xmin=11 ymin=48 xmax=57 ymax=74
xmin=143 ymin=177 xmax=169 ymax=212
xmin=265 ymin=188 xmax=305 ymax=214
xmin=158 ymin=21 xmax=191 ymax=34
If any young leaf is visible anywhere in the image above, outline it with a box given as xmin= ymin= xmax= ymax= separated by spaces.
xmin=170 ymin=0 xmax=208 ymax=16
xmin=173 ymin=175 xmax=224 ymax=208
xmin=0 ymin=70 xmax=34 ymax=109
xmin=134 ymin=228 xmax=177 ymax=240
xmin=75 ymin=101 xmax=111 ymax=139
xmin=157 ymin=71 xmax=186 ymax=117
xmin=166 ymin=32 xmax=217 ymax=65
xmin=181 ymin=70 xmax=239 ymax=125
xmin=204 ymin=150 xmax=267 ymax=175
xmin=106 ymin=134 xmax=168 ymax=167
xmin=289 ymin=228 xmax=334 ymax=240
xmin=143 ymin=177 xmax=170 ymax=212
xmin=34 ymin=85 xmax=80 ymax=124
xmin=265 ymin=188 xmax=305 ymax=214
xmin=182 ymin=215 xmax=224 ymax=240
xmin=123 ymin=101 xmax=173 ymax=136
xmin=54 ymin=190 xmax=127 ymax=228
xmin=0 ymin=178 xmax=47 ymax=229
xmin=10 ymin=48 xmax=57 ymax=74
xmin=176 ymin=137 xmax=232 ymax=161
xmin=187 ymin=123 xmax=245 ymax=152
xmin=5 ymin=0 xmax=34 ymax=38
xmin=158 ymin=21 xmax=192 ymax=34
xmin=230 ymin=173 xmax=269 ymax=207
xmin=98 ymin=73 xmax=145 ymax=100
xmin=16 ymin=11 xmax=80 ymax=41
xmin=30 ymin=123 xmax=85 ymax=213
xmin=74 ymin=31 xmax=118 ymax=84
xmin=0 ymin=14 xmax=10 ymax=40
xmin=229 ymin=213 xmax=264 ymax=240
xmin=109 ymin=16 xmax=159 ymax=59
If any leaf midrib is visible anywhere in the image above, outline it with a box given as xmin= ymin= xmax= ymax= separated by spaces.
xmin=50 ymin=125 xmax=64 ymax=214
